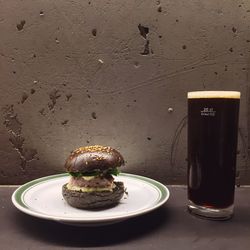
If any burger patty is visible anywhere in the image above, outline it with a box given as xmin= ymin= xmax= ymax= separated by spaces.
xmin=67 ymin=175 xmax=114 ymax=189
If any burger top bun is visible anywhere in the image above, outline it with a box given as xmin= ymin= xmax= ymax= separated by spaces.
xmin=64 ymin=145 xmax=125 ymax=173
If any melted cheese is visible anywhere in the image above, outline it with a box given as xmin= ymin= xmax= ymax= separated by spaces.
xmin=66 ymin=183 xmax=115 ymax=192
xmin=81 ymin=175 xmax=96 ymax=181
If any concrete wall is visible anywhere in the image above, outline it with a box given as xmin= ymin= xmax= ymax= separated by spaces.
xmin=0 ymin=0 xmax=250 ymax=184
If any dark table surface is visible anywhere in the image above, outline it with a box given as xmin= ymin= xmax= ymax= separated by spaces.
xmin=1 ymin=186 xmax=250 ymax=250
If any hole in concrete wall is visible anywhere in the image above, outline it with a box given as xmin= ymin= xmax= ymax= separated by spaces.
xmin=98 ymin=59 xmax=104 ymax=64
xmin=92 ymin=28 xmax=97 ymax=36
xmin=39 ymin=108 xmax=45 ymax=116
xmin=134 ymin=61 xmax=140 ymax=68
xmin=61 ymin=120 xmax=69 ymax=125
xmin=40 ymin=11 xmax=44 ymax=17
xmin=182 ymin=45 xmax=187 ymax=49
xmin=168 ymin=107 xmax=174 ymax=113
xmin=30 ymin=89 xmax=35 ymax=94
xmin=48 ymin=89 xmax=61 ymax=110
xmin=16 ymin=20 xmax=26 ymax=31
xmin=229 ymin=47 xmax=233 ymax=52
xmin=147 ymin=137 xmax=152 ymax=141
xmin=157 ymin=6 xmax=162 ymax=12
xmin=91 ymin=112 xmax=97 ymax=119
xmin=137 ymin=23 xmax=151 ymax=56
xmin=66 ymin=94 xmax=72 ymax=102
xmin=232 ymin=27 xmax=237 ymax=33
xmin=21 ymin=92 xmax=29 ymax=104
xmin=141 ymin=40 xmax=150 ymax=55
xmin=138 ymin=24 xmax=149 ymax=39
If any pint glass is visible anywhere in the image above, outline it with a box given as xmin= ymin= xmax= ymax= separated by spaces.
xmin=187 ymin=91 xmax=240 ymax=219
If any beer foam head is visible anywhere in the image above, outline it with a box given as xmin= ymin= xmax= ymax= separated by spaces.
xmin=188 ymin=91 xmax=240 ymax=99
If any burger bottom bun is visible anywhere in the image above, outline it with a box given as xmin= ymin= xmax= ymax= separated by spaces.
xmin=62 ymin=182 xmax=125 ymax=209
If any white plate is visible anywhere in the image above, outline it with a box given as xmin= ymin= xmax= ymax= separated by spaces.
xmin=12 ymin=173 xmax=170 ymax=226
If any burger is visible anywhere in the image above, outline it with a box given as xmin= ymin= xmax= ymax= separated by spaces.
xmin=62 ymin=145 xmax=125 ymax=209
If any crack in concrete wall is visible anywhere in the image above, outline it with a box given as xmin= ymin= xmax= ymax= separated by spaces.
xmin=2 ymin=105 xmax=38 ymax=171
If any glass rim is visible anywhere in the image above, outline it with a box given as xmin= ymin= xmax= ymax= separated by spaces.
xmin=187 ymin=91 xmax=241 ymax=99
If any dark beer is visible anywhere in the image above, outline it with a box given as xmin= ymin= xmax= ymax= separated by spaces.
xmin=187 ymin=91 xmax=240 ymax=218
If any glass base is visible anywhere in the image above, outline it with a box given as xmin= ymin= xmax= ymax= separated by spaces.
xmin=188 ymin=200 xmax=234 ymax=220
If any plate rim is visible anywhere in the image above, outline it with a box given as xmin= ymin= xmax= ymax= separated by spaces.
xmin=12 ymin=173 xmax=170 ymax=224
